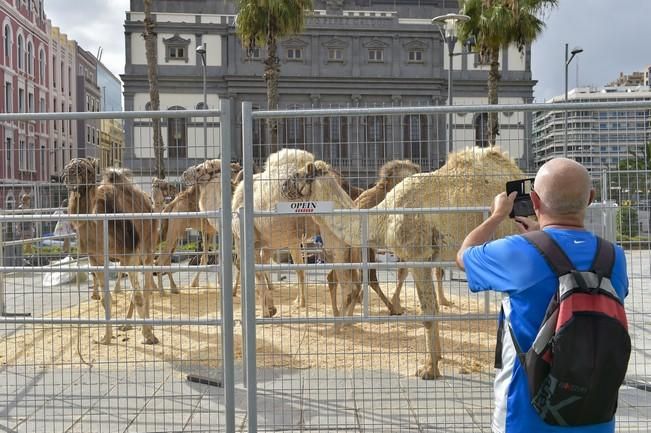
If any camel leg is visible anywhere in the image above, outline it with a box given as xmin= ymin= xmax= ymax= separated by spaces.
xmin=435 ymin=268 xmax=452 ymax=307
xmin=167 ymin=272 xmax=179 ymax=293
xmin=113 ymin=272 xmax=123 ymax=294
xmin=410 ymin=267 xmax=442 ymax=380
xmin=90 ymin=273 xmax=101 ymax=300
xmin=90 ymin=257 xmax=113 ymax=345
xmin=390 ymin=267 xmax=409 ymax=315
xmin=365 ymin=248 xmax=399 ymax=315
xmin=255 ymin=249 xmax=277 ymax=317
xmin=126 ymin=262 xmax=158 ymax=345
xmin=326 ymin=269 xmax=339 ymax=316
xmin=191 ymin=232 xmax=213 ymax=288
xmin=289 ymin=247 xmax=306 ymax=308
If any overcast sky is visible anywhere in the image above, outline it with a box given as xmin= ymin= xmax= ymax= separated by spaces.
xmin=45 ymin=0 xmax=651 ymax=102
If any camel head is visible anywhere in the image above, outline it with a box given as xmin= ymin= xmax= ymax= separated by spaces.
xmin=378 ymin=160 xmax=421 ymax=190
xmin=182 ymin=159 xmax=222 ymax=186
xmin=63 ymin=158 xmax=98 ymax=192
xmin=281 ymin=160 xmax=331 ymax=200
xmin=151 ymin=177 xmax=178 ymax=208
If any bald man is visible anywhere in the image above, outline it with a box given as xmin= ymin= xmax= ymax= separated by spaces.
xmin=456 ymin=158 xmax=628 ymax=433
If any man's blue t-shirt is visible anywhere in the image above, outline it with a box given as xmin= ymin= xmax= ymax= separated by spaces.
xmin=463 ymin=228 xmax=628 ymax=433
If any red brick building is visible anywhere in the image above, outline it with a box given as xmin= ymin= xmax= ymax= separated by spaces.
xmin=1 ymin=0 xmax=49 ymax=209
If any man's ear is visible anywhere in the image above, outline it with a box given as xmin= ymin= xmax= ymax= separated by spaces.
xmin=531 ymin=190 xmax=541 ymax=210
xmin=588 ymin=188 xmax=595 ymax=205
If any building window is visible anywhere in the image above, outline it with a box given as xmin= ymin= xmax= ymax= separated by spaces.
xmin=27 ymin=41 xmax=33 ymax=74
xmin=60 ymin=61 xmax=64 ymax=91
xmin=4 ymin=82 xmax=12 ymax=112
xmin=19 ymin=139 xmax=26 ymax=171
xmin=368 ymin=49 xmax=384 ymax=62
xmin=167 ymin=106 xmax=187 ymax=158
xmin=3 ymin=25 xmax=11 ymax=65
xmin=323 ymin=116 xmax=348 ymax=162
xmin=6 ymin=137 xmax=12 ymax=178
xmin=28 ymin=92 xmax=33 ymax=112
xmin=246 ymin=46 xmax=262 ymax=59
xmin=163 ymin=34 xmax=191 ymax=63
xmin=403 ymin=115 xmax=428 ymax=161
xmin=365 ymin=116 xmax=385 ymax=161
xmin=52 ymin=55 xmax=56 ymax=88
xmin=86 ymin=125 xmax=90 ymax=143
xmin=196 ymin=102 xmax=207 ymax=110
xmin=474 ymin=113 xmax=489 ymax=148
xmin=18 ymin=88 xmax=24 ymax=112
xmin=68 ymin=66 xmax=71 ymax=95
xmin=28 ymin=141 xmax=35 ymax=171
xmin=408 ymin=49 xmax=423 ymax=63
xmin=287 ymin=48 xmax=303 ymax=60
xmin=327 ymin=48 xmax=343 ymax=62
xmin=39 ymin=49 xmax=45 ymax=84
xmin=251 ymin=104 xmax=268 ymax=163
xmin=283 ymin=105 xmax=304 ymax=145
xmin=17 ymin=34 xmax=23 ymax=70
xmin=6 ymin=194 xmax=15 ymax=209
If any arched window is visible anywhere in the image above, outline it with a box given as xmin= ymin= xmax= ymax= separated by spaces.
xmin=17 ymin=34 xmax=23 ymax=70
xmin=195 ymin=102 xmax=207 ymax=110
xmin=474 ymin=113 xmax=489 ymax=148
xmin=145 ymin=101 xmax=152 ymax=111
xmin=6 ymin=193 xmax=15 ymax=210
xmin=26 ymin=41 xmax=33 ymax=75
xmin=3 ymin=24 xmax=11 ymax=65
xmin=38 ymin=49 xmax=45 ymax=84
xmin=167 ymin=106 xmax=187 ymax=159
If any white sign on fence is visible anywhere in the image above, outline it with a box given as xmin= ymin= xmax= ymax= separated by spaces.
xmin=275 ymin=201 xmax=334 ymax=214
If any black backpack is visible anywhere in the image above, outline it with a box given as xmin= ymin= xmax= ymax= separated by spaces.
xmin=500 ymin=231 xmax=631 ymax=426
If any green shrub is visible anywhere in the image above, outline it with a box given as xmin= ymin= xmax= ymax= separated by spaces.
xmin=616 ymin=206 xmax=639 ymax=238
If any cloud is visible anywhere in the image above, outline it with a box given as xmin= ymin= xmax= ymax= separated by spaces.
xmin=45 ymin=0 xmax=129 ymax=79
xmin=532 ymin=0 xmax=651 ymax=101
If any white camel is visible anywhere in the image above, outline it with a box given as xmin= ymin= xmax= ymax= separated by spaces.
xmin=281 ymin=147 xmax=523 ymax=379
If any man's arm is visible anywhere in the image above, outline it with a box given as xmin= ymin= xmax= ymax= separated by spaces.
xmin=456 ymin=191 xmax=517 ymax=271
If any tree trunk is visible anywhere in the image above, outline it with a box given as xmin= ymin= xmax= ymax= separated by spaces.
xmin=487 ymin=47 xmax=501 ymax=147
xmin=143 ymin=0 xmax=165 ymax=179
xmin=264 ymin=33 xmax=280 ymax=152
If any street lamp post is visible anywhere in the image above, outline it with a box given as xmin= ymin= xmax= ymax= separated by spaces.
xmin=196 ymin=43 xmax=208 ymax=156
xmin=432 ymin=13 xmax=470 ymax=159
xmin=564 ymin=43 xmax=583 ymax=157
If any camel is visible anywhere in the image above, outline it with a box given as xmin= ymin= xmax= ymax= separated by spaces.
xmin=281 ymin=147 xmax=523 ymax=379
xmin=155 ymin=184 xmax=217 ymax=292
xmin=325 ymin=159 xmax=435 ymax=316
xmin=64 ymin=158 xmax=160 ymax=345
xmin=230 ymin=149 xmax=362 ymax=317
xmin=151 ymin=177 xmax=179 ymax=212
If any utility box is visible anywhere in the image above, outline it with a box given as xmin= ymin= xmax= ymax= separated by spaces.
xmin=585 ymin=201 xmax=618 ymax=243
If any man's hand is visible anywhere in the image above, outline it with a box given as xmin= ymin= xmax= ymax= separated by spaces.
xmin=514 ymin=216 xmax=540 ymax=233
xmin=490 ymin=191 xmax=518 ymax=220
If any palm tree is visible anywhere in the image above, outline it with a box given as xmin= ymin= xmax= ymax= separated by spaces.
xmin=458 ymin=0 xmax=557 ymax=146
xmin=236 ymin=0 xmax=313 ymax=149
xmin=143 ymin=0 xmax=165 ymax=179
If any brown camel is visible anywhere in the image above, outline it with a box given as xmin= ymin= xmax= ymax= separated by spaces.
xmin=64 ymin=158 xmax=160 ymax=345
xmin=155 ymin=184 xmax=217 ymax=292
xmin=281 ymin=147 xmax=523 ymax=379
xmin=151 ymin=177 xmax=179 ymax=212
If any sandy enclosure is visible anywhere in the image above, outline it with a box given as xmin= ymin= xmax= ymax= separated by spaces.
xmin=1 ymin=274 xmax=498 ymax=377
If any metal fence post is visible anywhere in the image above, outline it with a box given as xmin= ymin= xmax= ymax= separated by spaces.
xmin=241 ymin=101 xmax=258 ymax=433
xmin=0 ymin=220 xmax=5 ymax=316
xmin=219 ymin=99 xmax=236 ymax=433
xmin=102 ymin=218 xmax=111 ymax=320
xmin=361 ymin=213 xmax=369 ymax=317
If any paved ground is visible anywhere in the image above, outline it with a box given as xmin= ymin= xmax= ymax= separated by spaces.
xmin=1 ymin=251 xmax=650 ymax=432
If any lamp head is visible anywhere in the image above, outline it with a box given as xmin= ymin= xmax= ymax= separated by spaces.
xmin=432 ymin=13 xmax=470 ymax=40
xmin=571 ymin=47 xmax=583 ymax=56
xmin=196 ymin=44 xmax=206 ymax=56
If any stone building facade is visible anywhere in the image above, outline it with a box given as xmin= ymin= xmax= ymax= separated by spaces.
xmin=122 ymin=0 xmax=536 ymax=180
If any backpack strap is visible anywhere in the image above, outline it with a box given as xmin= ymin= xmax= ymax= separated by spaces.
xmin=522 ymin=231 xmax=574 ymax=277
xmin=592 ymin=236 xmax=615 ymax=279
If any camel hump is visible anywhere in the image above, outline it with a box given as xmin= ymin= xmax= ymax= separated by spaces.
xmin=103 ymin=167 xmax=133 ymax=186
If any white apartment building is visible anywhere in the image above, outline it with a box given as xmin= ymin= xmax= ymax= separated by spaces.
xmin=533 ymin=86 xmax=651 ymax=172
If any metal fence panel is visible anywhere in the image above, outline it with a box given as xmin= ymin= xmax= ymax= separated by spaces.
xmin=1 ymin=107 xmax=235 ymax=433
xmin=239 ymin=102 xmax=651 ymax=432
